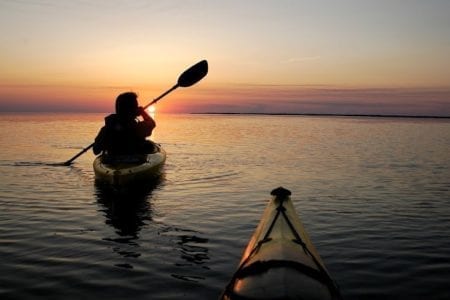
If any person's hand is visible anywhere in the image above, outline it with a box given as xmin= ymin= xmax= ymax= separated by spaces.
xmin=137 ymin=106 xmax=153 ymax=121
xmin=137 ymin=106 xmax=145 ymax=116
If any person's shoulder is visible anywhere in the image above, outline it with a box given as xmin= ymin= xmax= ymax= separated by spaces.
xmin=105 ymin=114 xmax=118 ymax=125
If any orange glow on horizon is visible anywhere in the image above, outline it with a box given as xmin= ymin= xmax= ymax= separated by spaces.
xmin=1 ymin=82 xmax=449 ymax=116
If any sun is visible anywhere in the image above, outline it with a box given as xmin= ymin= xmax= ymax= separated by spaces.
xmin=147 ymin=105 xmax=156 ymax=114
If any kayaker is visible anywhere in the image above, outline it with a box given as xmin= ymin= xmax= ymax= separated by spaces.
xmin=93 ymin=92 xmax=156 ymax=156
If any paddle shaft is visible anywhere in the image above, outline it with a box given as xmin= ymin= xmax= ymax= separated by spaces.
xmin=145 ymin=84 xmax=178 ymax=109
xmin=64 ymin=143 xmax=94 ymax=166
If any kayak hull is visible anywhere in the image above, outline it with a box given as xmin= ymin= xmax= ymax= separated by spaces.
xmin=220 ymin=187 xmax=341 ymax=300
xmin=93 ymin=143 xmax=166 ymax=186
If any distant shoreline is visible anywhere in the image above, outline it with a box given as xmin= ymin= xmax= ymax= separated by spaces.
xmin=191 ymin=112 xmax=450 ymax=119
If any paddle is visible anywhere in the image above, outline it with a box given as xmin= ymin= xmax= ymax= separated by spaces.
xmin=62 ymin=60 xmax=208 ymax=166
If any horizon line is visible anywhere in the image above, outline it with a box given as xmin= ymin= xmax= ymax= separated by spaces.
xmin=191 ymin=112 xmax=450 ymax=119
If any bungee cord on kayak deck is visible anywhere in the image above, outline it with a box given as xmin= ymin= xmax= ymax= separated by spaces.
xmin=221 ymin=188 xmax=342 ymax=300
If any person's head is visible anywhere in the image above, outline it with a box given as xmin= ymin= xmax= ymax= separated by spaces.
xmin=115 ymin=92 xmax=138 ymax=118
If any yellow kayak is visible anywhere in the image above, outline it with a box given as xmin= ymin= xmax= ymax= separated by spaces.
xmin=93 ymin=143 xmax=166 ymax=186
xmin=220 ymin=187 xmax=342 ymax=300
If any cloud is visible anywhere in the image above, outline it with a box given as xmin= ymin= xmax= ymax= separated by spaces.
xmin=195 ymin=85 xmax=450 ymax=116
xmin=2 ymin=81 xmax=449 ymax=116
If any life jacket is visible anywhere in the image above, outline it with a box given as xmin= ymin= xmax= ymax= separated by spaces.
xmin=94 ymin=114 xmax=153 ymax=155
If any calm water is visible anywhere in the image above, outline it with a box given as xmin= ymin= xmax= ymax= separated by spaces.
xmin=0 ymin=113 xmax=449 ymax=299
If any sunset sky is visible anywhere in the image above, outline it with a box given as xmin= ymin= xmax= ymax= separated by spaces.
xmin=1 ymin=0 xmax=449 ymax=116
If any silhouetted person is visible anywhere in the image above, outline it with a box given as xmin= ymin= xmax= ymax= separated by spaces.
xmin=93 ymin=92 xmax=156 ymax=156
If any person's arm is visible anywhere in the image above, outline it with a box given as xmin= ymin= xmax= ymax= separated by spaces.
xmin=137 ymin=107 xmax=156 ymax=137
xmin=93 ymin=127 xmax=106 ymax=155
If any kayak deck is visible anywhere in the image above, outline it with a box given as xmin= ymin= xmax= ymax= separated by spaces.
xmin=221 ymin=187 xmax=342 ymax=300
xmin=93 ymin=143 xmax=166 ymax=186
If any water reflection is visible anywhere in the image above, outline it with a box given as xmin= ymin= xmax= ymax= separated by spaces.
xmin=177 ymin=234 xmax=209 ymax=266
xmin=173 ymin=234 xmax=210 ymax=282
xmin=159 ymin=227 xmax=210 ymax=282
xmin=95 ymin=179 xmax=163 ymax=265
xmin=94 ymin=178 xmax=211 ymax=279
xmin=95 ymin=182 xmax=161 ymax=237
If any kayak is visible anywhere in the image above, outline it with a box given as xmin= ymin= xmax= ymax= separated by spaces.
xmin=93 ymin=143 xmax=166 ymax=186
xmin=220 ymin=187 xmax=342 ymax=300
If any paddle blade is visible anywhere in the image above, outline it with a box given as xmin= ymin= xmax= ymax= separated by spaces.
xmin=177 ymin=60 xmax=208 ymax=87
